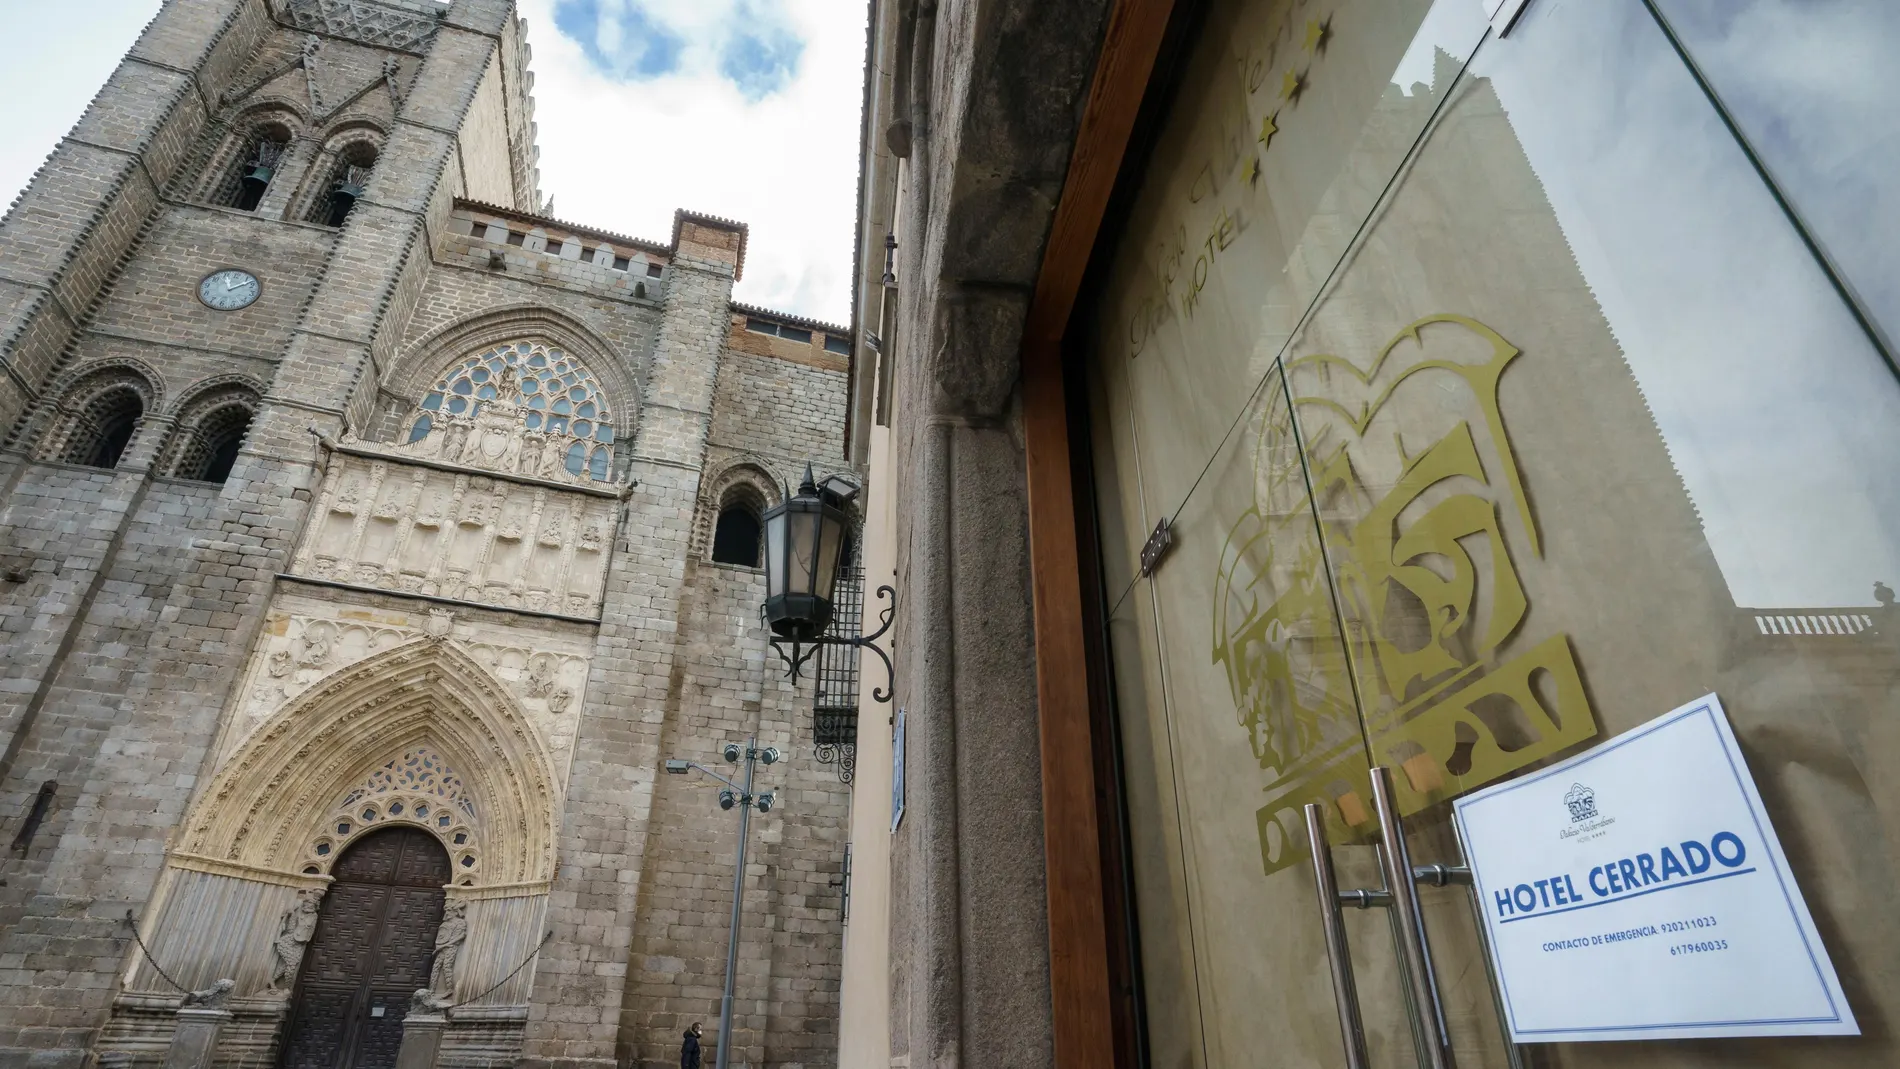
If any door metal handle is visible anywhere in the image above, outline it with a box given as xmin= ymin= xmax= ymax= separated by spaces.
xmin=1371 ymin=766 xmax=1455 ymax=1069
xmin=1305 ymin=802 xmax=1371 ymax=1069
xmin=1307 ymin=766 xmax=1514 ymax=1069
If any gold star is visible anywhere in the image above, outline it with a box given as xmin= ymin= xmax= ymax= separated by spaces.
xmin=1280 ymin=68 xmax=1306 ymax=103
xmin=1242 ymin=155 xmax=1260 ymax=185
xmin=1303 ymin=15 xmax=1332 ymax=55
xmin=1258 ymin=110 xmax=1279 ymax=150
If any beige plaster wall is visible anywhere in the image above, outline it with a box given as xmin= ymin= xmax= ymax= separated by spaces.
xmin=838 ymin=423 xmax=896 ymax=1069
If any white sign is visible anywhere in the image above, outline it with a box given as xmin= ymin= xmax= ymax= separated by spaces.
xmin=1453 ymin=694 xmax=1856 ymax=1042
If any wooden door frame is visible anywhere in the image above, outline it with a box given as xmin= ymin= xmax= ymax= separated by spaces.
xmin=281 ymin=826 xmax=450 ymax=1069
xmin=1020 ymin=1 xmax=1180 ymax=1067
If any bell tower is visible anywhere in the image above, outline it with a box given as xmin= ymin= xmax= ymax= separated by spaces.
xmin=0 ymin=1 xmax=540 ymax=1063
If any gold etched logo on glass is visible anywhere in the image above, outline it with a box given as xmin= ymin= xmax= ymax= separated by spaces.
xmin=1216 ymin=314 xmax=1597 ymax=877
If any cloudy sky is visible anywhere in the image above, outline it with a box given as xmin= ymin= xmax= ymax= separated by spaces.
xmin=0 ymin=0 xmax=867 ymax=324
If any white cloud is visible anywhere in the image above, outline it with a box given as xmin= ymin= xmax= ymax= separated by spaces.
xmin=0 ymin=0 xmax=867 ymax=325
xmin=523 ymin=0 xmax=867 ymax=322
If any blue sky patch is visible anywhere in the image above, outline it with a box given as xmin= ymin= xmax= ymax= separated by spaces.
xmin=553 ymin=0 xmax=686 ymax=81
xmin=719 ymin=4 xmax=804 ymax=100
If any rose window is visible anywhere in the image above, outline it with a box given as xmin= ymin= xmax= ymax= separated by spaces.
xmin=409 ymin=342 xmax=615 ymax=481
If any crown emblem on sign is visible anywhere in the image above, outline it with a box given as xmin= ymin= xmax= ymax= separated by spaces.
xmin=1564 ymin=783 xmax=1598 ymax=823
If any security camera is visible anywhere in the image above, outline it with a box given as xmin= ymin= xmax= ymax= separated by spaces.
xmin=723 ymin=743 xmax=742 ymax=764
xmin=719 ymin=790 xmax=737 ymax=811
xmin=754 ymin=792 xmax=775 ymax=814
xmin=663 ymin=760 xmax=690 ymax=775
xmin=761 ymin=747 xmax=781 ymax=766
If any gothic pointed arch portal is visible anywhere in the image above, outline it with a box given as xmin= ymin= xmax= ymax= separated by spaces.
xmin=177 ymin=639 xmax=560 ymax=887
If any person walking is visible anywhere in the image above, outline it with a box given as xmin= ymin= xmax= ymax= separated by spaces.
xmin=680 ymin=1022 xmax=703 ymax=1069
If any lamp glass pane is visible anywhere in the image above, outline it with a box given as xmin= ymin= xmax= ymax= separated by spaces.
xmin=765 ymin=509 xmax=786 ymax=597
xmin=788 ymin=505 xmax=819 ymax=596
xmin=814 ymin=508 xmax=843 ymax=607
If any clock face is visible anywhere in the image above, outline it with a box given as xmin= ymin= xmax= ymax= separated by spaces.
xmin=198 ymin=269 xmax=260 ymax=311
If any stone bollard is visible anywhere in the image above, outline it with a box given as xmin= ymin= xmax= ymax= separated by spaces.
xmin=393 ymin=1011 xmax=448 ymax=1069
xmin=163 ymin=1008 xmax=232 ymax=1069
xmin=163 ymin=978 xmax=235 ymax=1069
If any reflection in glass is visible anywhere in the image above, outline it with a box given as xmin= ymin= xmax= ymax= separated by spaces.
xmin=1656 ymin=0 xmax=1900 ymax=361
xmin=1086 ymin=0 xmax=1900 ymax=1062
xmin=1487 ymin=0 xmax=1900 ymax=608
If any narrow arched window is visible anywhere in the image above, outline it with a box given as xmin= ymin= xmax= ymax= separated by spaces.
xmin=711 ymin=500 xmax=763 ymax=567
xmin=63 ymin=386 xmax=145 ymax=469
xmin=218 ymin=125 xmax=290 ymax=212
xmin=310 ymin=141 xmax=378 ymax=226
xmin=175 ymin=404 xmax=252 ymax=482
xmin=161 ymin=387 xmax=259 ymax=483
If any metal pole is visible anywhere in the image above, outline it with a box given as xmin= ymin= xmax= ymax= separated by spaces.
xmin=1370 ymin=766 xmax=1453 ymax=1069
xmin=1305 ymin=803 xmax=1370 ymax=1069
xmin=716 ymin=738 xmax=756 ymax=1069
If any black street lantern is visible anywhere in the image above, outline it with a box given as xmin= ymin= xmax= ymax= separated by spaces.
xmin=762 ymin=465 xmax=850 ymax=642
xmin=759 ymin=465 xmax=896 ymax=701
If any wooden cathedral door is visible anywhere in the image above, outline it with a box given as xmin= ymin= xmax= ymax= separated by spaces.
xmin=280 ymin=826 xmax=451 ymax=1069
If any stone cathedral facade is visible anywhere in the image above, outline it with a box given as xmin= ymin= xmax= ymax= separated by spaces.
xmin=0 ymin=1 xmax=857 ymax=1067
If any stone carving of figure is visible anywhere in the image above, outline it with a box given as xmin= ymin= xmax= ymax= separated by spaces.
xmin=441 ymin=418 xmax=469 ymax=461
xmin=266 ymin=889 xmax=324 ymax=993
xmin=459 ymin=424 xmax=487 ymax=465
xmin=427 ymin=900 xmax=468 ymax=1000
xmin=296 ymin=624 xmax=333 ymax=668
xmin=499 ymin=427 xmax=523 ymax=473
xmin=267 ymin=648 xmax=294 ymax=679
xmin=181 ymin=978 xmax=235 ymax=1010
xmin=538 ymin=436 xmax=565 ymax=479
xmin=548 ymin=688 xmax=572 ymax=714
xmin=495 ymin=363 xmax=520 ymax=399
xmin=409 ymin=987 xmax=450 ymax=1016
xmin=524 ymin=655 xmax=555 ymax=698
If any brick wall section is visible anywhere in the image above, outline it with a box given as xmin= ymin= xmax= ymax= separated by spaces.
xmin=616 ymin=563 xmax=848 ymax=1069
xmin=521 ymin=240 xmax=738 ymax=1069
xmin=710 ymin=351 xmax=849 ymax=468
xmin=0 ymin=474 xmax=220 ymax=930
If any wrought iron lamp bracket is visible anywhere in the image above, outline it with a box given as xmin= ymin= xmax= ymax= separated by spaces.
xmin=766 ymin=585 xmax=897 ymax=703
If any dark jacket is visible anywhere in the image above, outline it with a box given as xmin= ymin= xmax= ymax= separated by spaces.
xmin=680 ymin=1030 xmax=702 ymax=1069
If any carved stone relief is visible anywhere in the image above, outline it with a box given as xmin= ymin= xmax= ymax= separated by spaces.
xmin=382 ymin=396 xmax=611 ymax=488
xmin=292 ymin=433 xmax=618 ymax=618
xmin=307 ymin=747 xmax=483 ymax=882
xmin=281 ymin=0 xmax=441 ymax=53
xmin=228 ymin=596 xmax=592 ymax=775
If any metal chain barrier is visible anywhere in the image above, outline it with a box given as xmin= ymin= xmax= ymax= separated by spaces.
xmin=123 ymin=910 xmax=553 ymax=1013
xmin=122 ymin=910 xmax=192 ymax=995
xmin=444 ymin=929 xmax=554 ymax=1016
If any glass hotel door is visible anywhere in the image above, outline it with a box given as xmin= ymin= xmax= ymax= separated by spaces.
xmin=1085 ymin=0 xmax=1900 ymax=1066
